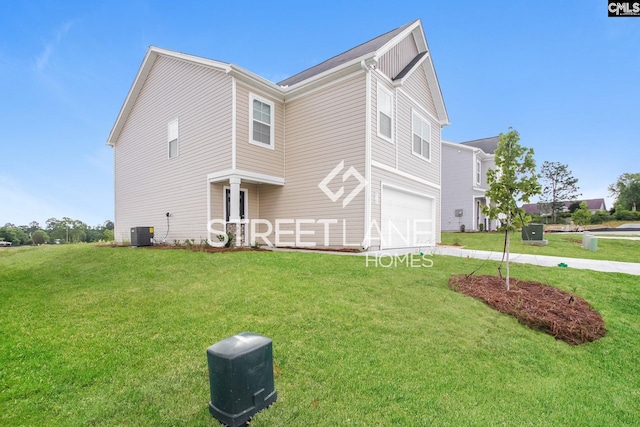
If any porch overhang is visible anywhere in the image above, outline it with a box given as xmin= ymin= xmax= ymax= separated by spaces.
xmin=207 ymin=169 xmax=285 ymax=186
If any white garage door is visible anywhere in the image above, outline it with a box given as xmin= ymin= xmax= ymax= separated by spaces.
xmin=381 ymin=186 xmax=434 ymax=249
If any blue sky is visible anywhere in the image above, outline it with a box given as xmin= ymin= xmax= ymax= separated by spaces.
xmin=1 ymin=0 xmax=638 ymax=227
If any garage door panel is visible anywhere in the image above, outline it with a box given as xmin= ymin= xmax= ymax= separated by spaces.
xmin=381 ymin=186 xmax=434 ymax=249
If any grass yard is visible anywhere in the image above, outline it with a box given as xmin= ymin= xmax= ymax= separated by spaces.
xmin=441 ymin=231 xmax=640 ymax=263
xmin=1 ymin=245 xmax=639 ymax=426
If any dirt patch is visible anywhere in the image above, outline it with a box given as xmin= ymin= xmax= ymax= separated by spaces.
xmin=448 ymin=275 xmax=606 ymax=345
xmin=564 ymin=237 xmax=583 ymax=244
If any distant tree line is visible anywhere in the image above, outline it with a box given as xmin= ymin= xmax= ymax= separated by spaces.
xmin=536 ymin=162 xmax=640 ymax=224
xmin=0 ymin=218 xmax=114 ymax=246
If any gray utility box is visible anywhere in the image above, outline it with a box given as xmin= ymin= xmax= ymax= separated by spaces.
xmin=207 ymin=332 xmax=277 ymax=427
xmin=522 ymin=224 xmax=544 ymax=241
xmin=521 ymin=223 xmax=547 ymax=246
xmin=582 ymin=232 xmax=598 ymax=252
xmin=130 ymin=227 xmax=154 ymax=247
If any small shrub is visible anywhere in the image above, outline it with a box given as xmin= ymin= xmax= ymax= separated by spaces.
xmin=591 ymin=211 xmax=610 ymax=224
xmin=460 ymin=224 xmax=466 ymax=233
xmin=479 ymin=223 xmax=484 ymax=232
xmin=217 ymin=231 xmax=234 ymax=248
xmin=613 ymin=209 xmax=640 ymax=221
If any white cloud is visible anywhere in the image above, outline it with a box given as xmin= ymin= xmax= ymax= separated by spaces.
xmin=34 ymin=20 xmax=74 ymax=71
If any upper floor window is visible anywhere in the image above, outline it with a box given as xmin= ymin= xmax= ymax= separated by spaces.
xmin=250 ymin=94 xmax=275 ymax=149
xmin=411 ymin=111 xmax=431 ymax=161
xmin=377 ymin=84 xmax=393 ymax=142
xmin=168 ymin=118 xmax=179 ymax=159
xmin=476 ymin=159 xmax=482 ymax=185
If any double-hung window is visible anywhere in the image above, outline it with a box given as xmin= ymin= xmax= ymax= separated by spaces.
xmin=377 ymin=84 xmax=393 ymax=142
xmin=411 ymin=111 xmax=431 ymax=161
xmin=250 ymin=94 xmax=275 ymax=149
xmin=476 ymin=159 xmax=482 ymax=185
xmin=168 ymin=118 xmax=179 ymax=159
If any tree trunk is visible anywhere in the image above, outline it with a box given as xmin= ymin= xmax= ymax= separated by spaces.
xmin=505 ymin=228 xmax=511 ymax=291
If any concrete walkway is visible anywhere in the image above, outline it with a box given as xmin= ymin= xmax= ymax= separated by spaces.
xmin=429 ymin=246 xmax=640 ymax=276
xmin=271 ymin=245 xmax=640 ymax=276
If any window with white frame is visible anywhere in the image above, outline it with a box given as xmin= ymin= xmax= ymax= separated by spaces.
xmin=476 ymin=159 xmax=482 ymax=185
xmin=377 ymin=84 xmax=393 ymax=141
xmin=411 ymin=111 xmax=431 ymax=160
xmin=250 ymin=94 xmax=274 ymax=149
xmin=168 ymin=118 xmax=179 ymax=159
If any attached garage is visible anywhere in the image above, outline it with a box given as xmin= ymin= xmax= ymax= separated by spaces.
xmin=380 ymin=185 xmax=435 ymax=249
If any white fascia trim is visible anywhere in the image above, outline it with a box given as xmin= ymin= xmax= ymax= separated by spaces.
xmin=375 ymin=20 xmax=423 ymax=59
xmin=107 ymin=46 xmax=232 ymax=146
xmin=392 ymin=52 xmax=430 ymax=87
xmin=228 ymin=65 xmax=284 ymax=101
xmin=442 ymin=140 xmax=476 ymax=151
xmin=106 ymin=48 xmax=158 ymax=146
xmin=372 ymin=160 xmax=440 ymax=190
xmin=207 ymin=169 xmax=285 ymax=186
xmin=473 ymin=187 xmax=488 ymax=193
xmin=150 ymin=46 xmax=231 ymax=72
xmin=442 ymin=140 xmax=492 ymax=158
xmin=423 ymin=57 xmax=450 ymax=126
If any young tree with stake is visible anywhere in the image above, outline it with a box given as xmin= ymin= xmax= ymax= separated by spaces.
xmin=483 ymin=128 xmax=541 ymax=290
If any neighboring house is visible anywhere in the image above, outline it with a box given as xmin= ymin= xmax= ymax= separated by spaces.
xmin=107 ymin=19 xmax=449 ymax=250
xmin=441 ymin=136 xmax=500 ymax=232
xmin=522 ymin=198 xmax=608 ymax=215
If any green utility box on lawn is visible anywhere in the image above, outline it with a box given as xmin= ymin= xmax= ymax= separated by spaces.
xmin=522 ymin=224 xmax=543 ymax=241
xmin=522 ymin=224 xmax=547 ymax=246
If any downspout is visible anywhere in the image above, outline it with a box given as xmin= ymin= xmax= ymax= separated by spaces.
xmin=207 ymin=177 xmax=211 ymax=243
xmin=231 ymin=76 xmax=237 ymax=170
xmin=361 ymin=58 xmax=377 ymax=249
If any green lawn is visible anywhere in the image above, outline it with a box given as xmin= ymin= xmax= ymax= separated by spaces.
xmin=1 ymin=245 xmax=639 ymax=426
xmin=441 ymin=231 xmax=640 ymax=263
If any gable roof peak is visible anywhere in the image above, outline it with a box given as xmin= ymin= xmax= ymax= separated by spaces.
xmin=277 ymin=19 xmax=421 ymax=87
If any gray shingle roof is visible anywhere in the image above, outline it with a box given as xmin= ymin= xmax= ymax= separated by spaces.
xmin=393 ymin=51 xmax=428 ymax=81
xmin=522 ymin=199 xmax=607 ymax=215
xmin=277 ymin=20 xmax=418 ymax=87
xmin=460 ymin=136 xmax=500 ymax=154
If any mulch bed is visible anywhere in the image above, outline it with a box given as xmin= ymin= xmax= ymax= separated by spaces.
xmin=448 ymin=275 xmax=607 ymax=345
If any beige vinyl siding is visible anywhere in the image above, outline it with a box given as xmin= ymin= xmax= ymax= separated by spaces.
xmin=369 ymin=167 xmax=441 ymax=249
xmin=114 ymin=55 xmax=232 ymax=243
xmin=378 ymin=34 xmax=419 ymax=80
xmin=395 ymin=92 xmax=440 ymax=185
xmin=258 ymin=74 xmax=367 ymax=248
xmin=402 ymin=64 xmax=437 ymax=119
xmin=371 ymin=75 xmax=396 ymax=168
xmin=235 ymin=83 xmax=285 ymax=177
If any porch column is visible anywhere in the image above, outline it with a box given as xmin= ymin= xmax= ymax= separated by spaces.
xmin=229 ymin=176 xmax=241 ymax=223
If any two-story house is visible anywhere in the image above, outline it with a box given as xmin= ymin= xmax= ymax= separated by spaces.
xmin=441 ymin=136 xmax=499 ymax=232
xmin=107 ymin=19 xmax=449 ymax=250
